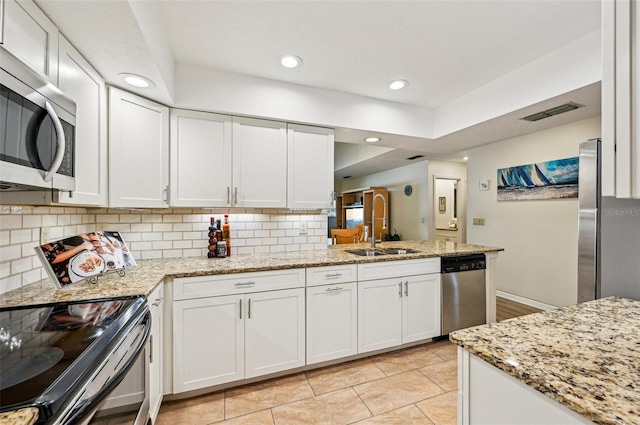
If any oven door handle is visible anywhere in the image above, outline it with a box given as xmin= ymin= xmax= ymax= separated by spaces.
xmin=61 ymin=308 xmax=152 ymax=425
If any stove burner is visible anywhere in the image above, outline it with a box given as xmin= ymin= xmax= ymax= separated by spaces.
xmin=0 ymin=347 xmax=64 ymax=390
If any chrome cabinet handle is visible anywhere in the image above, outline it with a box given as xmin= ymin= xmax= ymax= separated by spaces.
xmin=152 ymin=296 xmax=164 ymax=307
xmin=234 ymin=281 xmax=256 ymax=287
xmin=163 ymin=185 xmax=169 ymax=205
xmin=248 ymin=298 xmax=251 ymax=319
xmin=234 ymin=187 xmax=238 ymax=205
xmin=226 ymin=187 xmax=231 ymax=205
xmin=43 ymin=101 xmax=66 ymax=182
xmin=404 ymin=281 xmax=408 ymax=296
xmin=325 ymin=286 xmax=343 ymax=292
xmin=398 ymin=282 xmax=403 ymax=297
xmin=239 ymin=299 xmax=242 ymax=319
xmin=325 ymin=273 xmax=342 ymax=279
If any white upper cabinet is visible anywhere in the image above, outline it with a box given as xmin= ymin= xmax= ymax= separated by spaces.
xmin=232 ymin=117 xmax=287 ymax=208
xmin=602 ymin=0 xmax=640 ymax=198
xmin=170 ymin=109 xmax=232 ymax=207
xmin=287 ymin=124 xmax=334 ymax=209
xmin=169 ymin=112 xmax=287 ymax=208
xmin=56 ymin=35 xmax=107 ymax=206
xmin=109 ymin=87 xmax=169 ymax=208
xmin=3 ymin=0 xmax=58 ymax=82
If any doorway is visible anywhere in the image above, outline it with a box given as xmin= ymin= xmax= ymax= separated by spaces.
xmin=434 ymin=177 xmax=463 ymax=242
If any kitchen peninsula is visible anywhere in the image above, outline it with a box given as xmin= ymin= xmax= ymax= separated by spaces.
xmin=0 ymin=239 xmax=501 ymax=425
xmin=0 ymin=240 xmax=501 ymax=309
xmin=451 ymin=297 xmax=640 ymax=425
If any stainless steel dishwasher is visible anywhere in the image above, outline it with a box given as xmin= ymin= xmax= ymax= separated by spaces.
xmin=441 ymin=254 xmax=486 ymax=335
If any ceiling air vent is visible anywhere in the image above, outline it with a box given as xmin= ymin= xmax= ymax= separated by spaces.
xmin=406 ymin=155 xmax=424 ymax=160
xmin=520 ymin=102 xmax=584 ymax=122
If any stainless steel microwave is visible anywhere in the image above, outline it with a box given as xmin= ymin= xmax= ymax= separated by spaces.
xmin=0 ymin=45 xmax=76 ymax=192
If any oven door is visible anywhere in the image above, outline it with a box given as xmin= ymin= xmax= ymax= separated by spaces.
xmin=51 ymin=308 xmax=151 ymax=425
xmin=87 ymin=345 xmax=150 ymax=425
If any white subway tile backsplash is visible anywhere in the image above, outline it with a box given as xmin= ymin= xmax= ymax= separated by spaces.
xmin=152 ymin=223 xmax=172 ymax=232
xmin=0 ymin=215 xmax=22 ymax=230
xmin=10 ymin=229 xmax=32 ymax=244
xmin=131 ymin=223 xmax=153 ymax=232
xmin=142 ymin=214 xmax=163 ymax=223
xmin=1 ymin=206 xmax=327 ymax=294
xmin=120 ymin=214 xmax=142 ymax=223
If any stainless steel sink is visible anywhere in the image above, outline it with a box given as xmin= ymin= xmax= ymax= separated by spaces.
xmin=346 ymin=249 xmax=387 ymax=257
xmin=379 ymin=248 xmax=418 ymax=255
xmin=345 ymin=248 xmax=418 ymax=257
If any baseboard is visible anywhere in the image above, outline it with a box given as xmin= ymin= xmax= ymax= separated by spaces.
xmin=496 ymin=290 xmax=557 ymax=311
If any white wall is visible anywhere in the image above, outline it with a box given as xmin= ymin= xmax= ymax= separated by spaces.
xmin=336 ymin=161 xmax=430 ymax=241
xmin=466 ymin=116 xmax=601 ymax=307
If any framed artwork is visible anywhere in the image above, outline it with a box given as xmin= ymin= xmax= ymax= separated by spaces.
xmin=497 ymin=157 xmax=579 ymax=201
xmin=439 ymin=196 xmax=446 ymax=211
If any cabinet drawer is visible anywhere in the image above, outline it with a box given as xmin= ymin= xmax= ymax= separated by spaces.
xmin=358 ymin=258 xmax=440 ymax=281
xmin=148 ymin=283 xmax=164 ymax=306
xmin=173 ymin=269 xmax=305 ymax=300
xmin=306 ymin=264 xmax=357 ymax=286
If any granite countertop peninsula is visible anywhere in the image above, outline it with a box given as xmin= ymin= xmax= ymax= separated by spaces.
xmin=0 ymin=239 xmax=502 ymax=308
xmin=450 ymin=297 xmax=640 ymax=425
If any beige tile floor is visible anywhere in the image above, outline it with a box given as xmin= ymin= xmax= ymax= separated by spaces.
xmin=152 ymin=339 xmax=458 ymax=425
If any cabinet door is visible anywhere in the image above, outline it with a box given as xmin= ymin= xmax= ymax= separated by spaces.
xmin=287 ymin=124 xmax=334 ymax=209
xmin=3 ymin=0 xmax=58 ymax=82
xmin=170 ymin=109 xmax=232 ymax=207
xmin=56 ymin=35 xmax=107 ymax=206
xmin=402 ymin=274 xmax=441 ymax=343
xmin=173 ymin=295 xmax=244 ymax=392
xmin=148 ymin=286 xmax=164 ymax=422
xmin=232 ymin=117 xmax=287 ymax=208
xmin=109 ymin=87 xmax=169 ymax=208
xmin=306 ymin=282 xmax=357 ymax=364
xmin=358 ymin=278 xmax=402 ymax=354
xmin=245 ymin=288 xmax=305 ymax=378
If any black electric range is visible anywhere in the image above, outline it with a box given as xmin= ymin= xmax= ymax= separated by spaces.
xmin=0 ymin=296 xmax=150 ymax=424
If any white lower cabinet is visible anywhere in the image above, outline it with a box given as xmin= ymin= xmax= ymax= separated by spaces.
xmin=172 ymin=270 xmax=305 ymax=394
xmin=148 ymin=285 xmax=164 ymax=422
xmin=306 ymin=282 xmax=358 ymax=364
xmin=459 ymin=349 xmax=592 ymax=424
xmin=357 ymin=259 xmax=441 ymax=354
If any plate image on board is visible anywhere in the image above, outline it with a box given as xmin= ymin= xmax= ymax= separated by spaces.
xmin=70 ymin=251 xmax=105 ymax=278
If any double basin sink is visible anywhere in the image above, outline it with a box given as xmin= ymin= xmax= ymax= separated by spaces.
xmin=346 ymin=248 xmax=419 ymax=257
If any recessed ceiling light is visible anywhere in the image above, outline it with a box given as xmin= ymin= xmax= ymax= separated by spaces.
xmin=280 ymin=55 xmax=303 ymax=68
xmin=388 ymin=79 xmax=409 ymax=90
xmin=364 ymin=137 xmax=381 ymax=143
xmin=119 ymin=73 xmax=156 ymax=88
xmin=463 ymin=156 xmax=469 ymax=161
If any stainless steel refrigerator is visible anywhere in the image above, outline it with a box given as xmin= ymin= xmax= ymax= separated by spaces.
xmin=577 ymin=138 xmax=640 ymax=302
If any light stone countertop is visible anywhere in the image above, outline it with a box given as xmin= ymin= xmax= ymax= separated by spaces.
xmin=450 ymin=297 xmax=640 ymax=425
xmin=0 ymin=240 xmax=501 ymax=308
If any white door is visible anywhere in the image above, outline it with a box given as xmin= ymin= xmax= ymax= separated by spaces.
xmin=57 ymin=35 xmax=107 ymax=206
xmin=245 ymin=288 xmax=305 ymax=378
xmin=109 ymin=87 xmax=169 ymax=208
xmin=3 ymin=0 xmax=58 ymax=82
xmin=170 ymin=109 xmax=232 ymax=207
xmin=306 ymin=282 xmax=357 ymax=364
xmin=287 ymin=124 xmax=334 ymax=209
xmin=232 ymin=117 xmax=287 ymax=208
xmin=402 ymin=274 xmax=441 ymax=343
xmin=358 ymin=279 xmax=402 ymax=354
xmin=173 ymin=295 xmax=244 ymax=392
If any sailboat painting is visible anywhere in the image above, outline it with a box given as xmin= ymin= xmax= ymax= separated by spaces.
xmin=497 ymin=157 xmax=579 ymax=201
